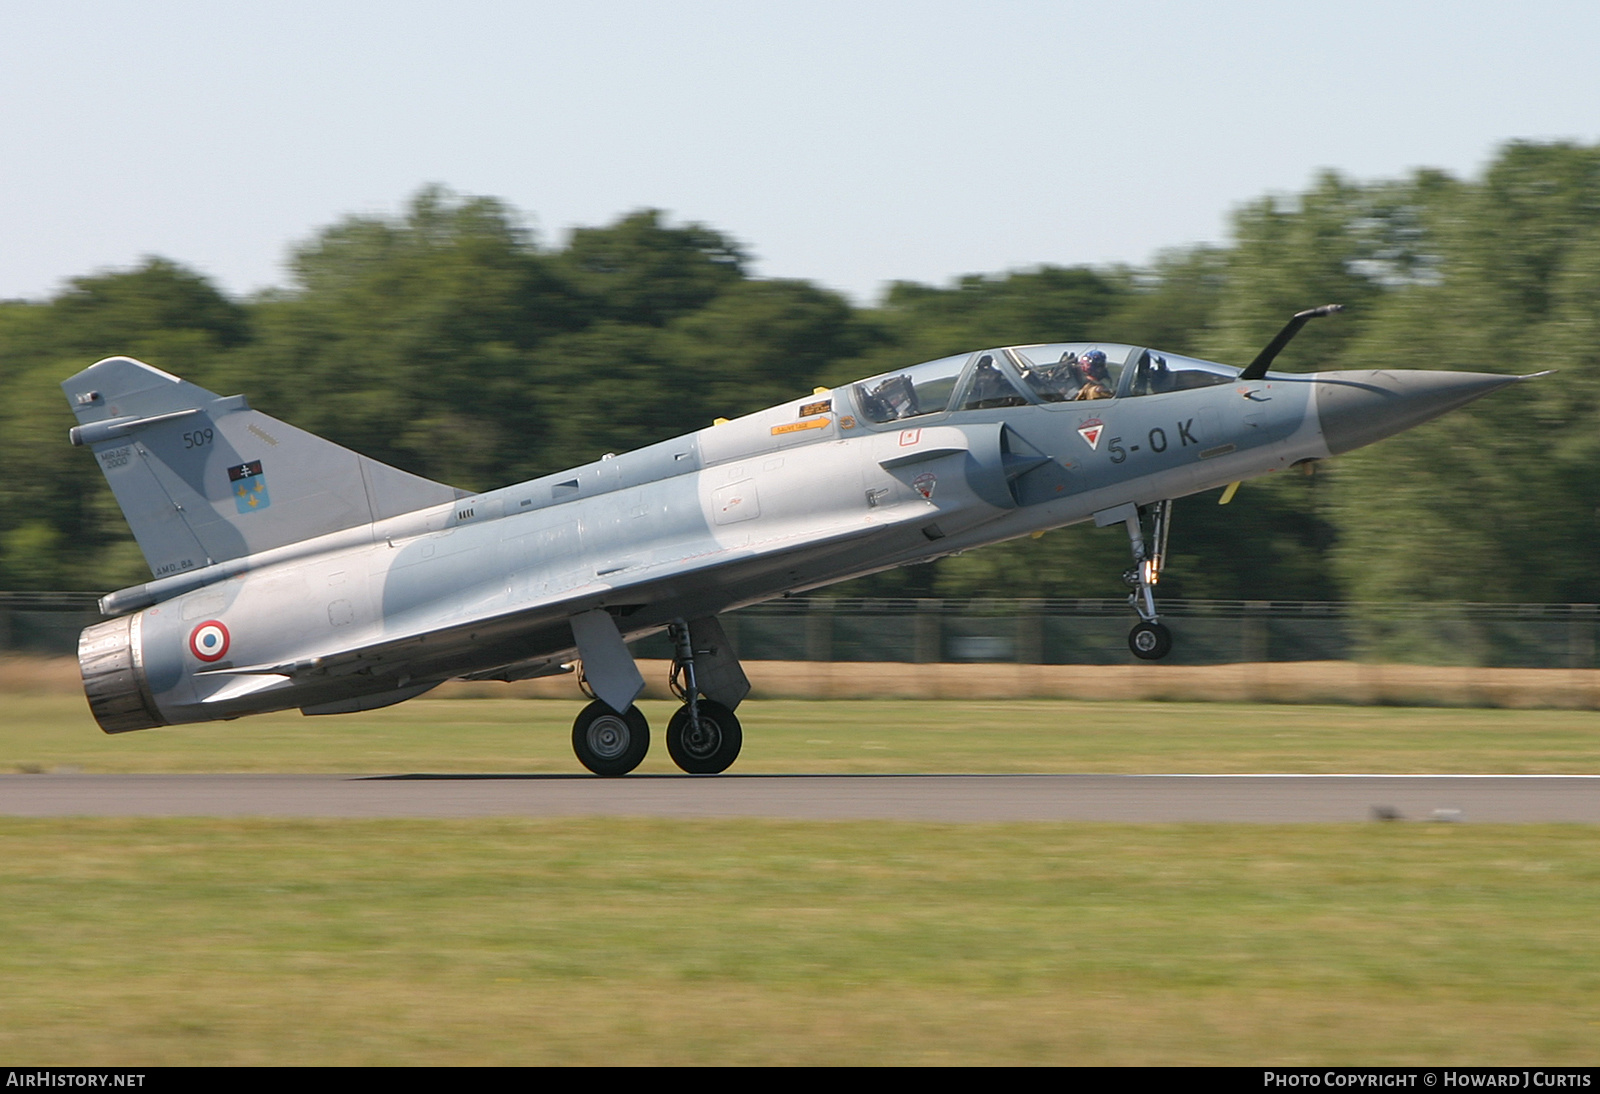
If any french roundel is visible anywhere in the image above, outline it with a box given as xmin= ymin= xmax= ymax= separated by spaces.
xmin=189 ymin=621 xmax=230 ymax=662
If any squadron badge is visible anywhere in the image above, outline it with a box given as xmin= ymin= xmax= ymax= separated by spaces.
xmin=229 ymin=460 xmax=272 ymax=513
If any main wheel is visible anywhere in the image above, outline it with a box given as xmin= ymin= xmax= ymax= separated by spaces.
xmin=572 ymin=700 xmax=650 ymax=776
xmin=666 ymin=700 xmax=743 ymax=774
xmin=1128 ymin=621 xmax=1173 ymax=661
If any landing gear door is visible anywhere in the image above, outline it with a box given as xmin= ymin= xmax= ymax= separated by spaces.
xmin=688 ymin=615 xmax=751 ymax=710
xmin=569 ymin=609 xmax=646 ymax=714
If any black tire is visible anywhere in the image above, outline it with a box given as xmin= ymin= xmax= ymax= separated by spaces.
xmin=665 ymin=700 xmax=743 ymax=775
xmin=1128 ymin=621 xmax=1173 ymax=661
xmin=572 ymin=700 xmax=649 ymax=776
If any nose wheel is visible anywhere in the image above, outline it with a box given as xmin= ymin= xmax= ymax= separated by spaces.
xmin=1098 ymin=498 xmax=1175 ymax=661
xmin=1128 ymin=620 xmax=1173 ymax=660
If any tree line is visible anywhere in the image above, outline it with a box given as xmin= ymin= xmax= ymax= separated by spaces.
xmin=4 ymin=142 xmax=1599 ymax=632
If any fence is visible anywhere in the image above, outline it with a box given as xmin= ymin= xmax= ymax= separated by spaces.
xmin=652 ymin=598 xmax=1600 ymax=669
xmin=8 ymin=592 xmax=1599 ymax=669
xmin=0 ymin=593 xmax=102 ymax=656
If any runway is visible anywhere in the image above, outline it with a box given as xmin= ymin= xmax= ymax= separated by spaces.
xmin=1 ymin=773 xmax=1598 ymax=822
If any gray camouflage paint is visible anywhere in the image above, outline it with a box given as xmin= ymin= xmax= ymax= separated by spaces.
xmin=62 ymin=350 xmax=1522 ymax=731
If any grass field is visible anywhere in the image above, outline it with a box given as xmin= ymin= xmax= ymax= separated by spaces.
xmin=7 ymin=692 xmax=1600 ymax=774
xmin=3 ymin=690 xmax=1598 ymax=1064
xmin=2 ymin=818 xmax=1597 ymax=1065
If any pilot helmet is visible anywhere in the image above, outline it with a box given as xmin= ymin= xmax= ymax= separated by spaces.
xmin=1079 ymin=349 xmax=1109 ymax=380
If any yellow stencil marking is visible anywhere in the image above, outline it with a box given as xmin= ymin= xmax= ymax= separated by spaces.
xmin=771 ymin=417 xmax=830 ymax=436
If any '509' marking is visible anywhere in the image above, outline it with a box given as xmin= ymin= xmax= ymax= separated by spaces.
xmin=183 ymin=428 xmax=214 ymax=449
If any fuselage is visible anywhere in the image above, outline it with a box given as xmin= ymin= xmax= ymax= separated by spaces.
xmin=70 ymin=341 xmax=1521 ymax=731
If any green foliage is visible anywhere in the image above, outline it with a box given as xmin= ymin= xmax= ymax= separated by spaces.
xmin=1101 ymin=246 xmax=1229 ymax=358
xmin=1322 ymin=144 xmax=1600 ymax=634
xmin=665 ymin=278 xmax=877 ymax=423
xmin=42 ymin=257 xmax=248 ymax=369
xmin=225 ymin=187 xmax=572 ymax=487
xmin=880 ymin=265 xmax=1122 ymax=346
xmin=0 ymin=260 xmax=255 ymax=589
xmin=521 ymin=321 xmax=680 ymax=469
xmin=1460 ymin=142 xmax=1600 ymax=321
xmin=832 ymin=265 xmax=1123 ymax=390
xmin=559 ymin=208 xmax=747 ymax=326
xmin=0 ymin=522 xmax=66 ymax=587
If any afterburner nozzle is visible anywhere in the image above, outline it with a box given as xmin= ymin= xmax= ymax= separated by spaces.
xmin=1314 ymin=369 xmax=1527 ymax=456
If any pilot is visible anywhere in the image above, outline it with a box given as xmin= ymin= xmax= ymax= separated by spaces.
xmin=1073 ymin=350 xmax=1113 ymax=400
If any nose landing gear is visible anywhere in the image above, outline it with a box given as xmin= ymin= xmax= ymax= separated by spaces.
xmin=1128 ymin=620 xmax=1172 ymax=660
xmin=1096 ymin=499 xmax=1174 ymax=661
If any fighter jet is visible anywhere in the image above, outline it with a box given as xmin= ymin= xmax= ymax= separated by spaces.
xmin=62 ymin=306 xmax=1532 ymax=775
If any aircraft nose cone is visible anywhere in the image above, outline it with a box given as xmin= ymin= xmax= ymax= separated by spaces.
xmin=1314 ymin=369 xmax=1525 ymax=456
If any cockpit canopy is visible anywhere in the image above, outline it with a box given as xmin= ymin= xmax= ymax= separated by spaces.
xmin=849 ymin=343 xmax=1241 ymax=424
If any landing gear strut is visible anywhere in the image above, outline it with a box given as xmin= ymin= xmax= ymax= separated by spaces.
xmin=1114 ymin=499 xmax=1174 ymax=661
xmin=666 ymin=619 xmax=743 ymax=774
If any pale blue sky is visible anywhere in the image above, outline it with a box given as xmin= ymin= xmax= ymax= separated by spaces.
xmin=4 ymin=1 xmax=1598 ymax=304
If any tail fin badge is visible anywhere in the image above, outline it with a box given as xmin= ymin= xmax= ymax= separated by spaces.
xmin=228 ymin=460 xmax=272 ymax=513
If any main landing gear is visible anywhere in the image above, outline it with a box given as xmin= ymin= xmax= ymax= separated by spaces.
xmin=572 ymin=701 xmax=650 ymax=777
xmin=1097 ymin=498 xmax=1174 ymax=661
xmin=665 ymin=619 xmax=743 ymax=774
xmin=568 ymin=616 xmax=745 ymax=776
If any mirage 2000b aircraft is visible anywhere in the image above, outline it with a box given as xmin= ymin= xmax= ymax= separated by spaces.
xmin=64 ymin=306 xmax=1533 ymax=775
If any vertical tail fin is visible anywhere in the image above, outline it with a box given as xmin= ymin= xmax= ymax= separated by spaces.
xmin=63 ymin=357 xmax=467 ymax=578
